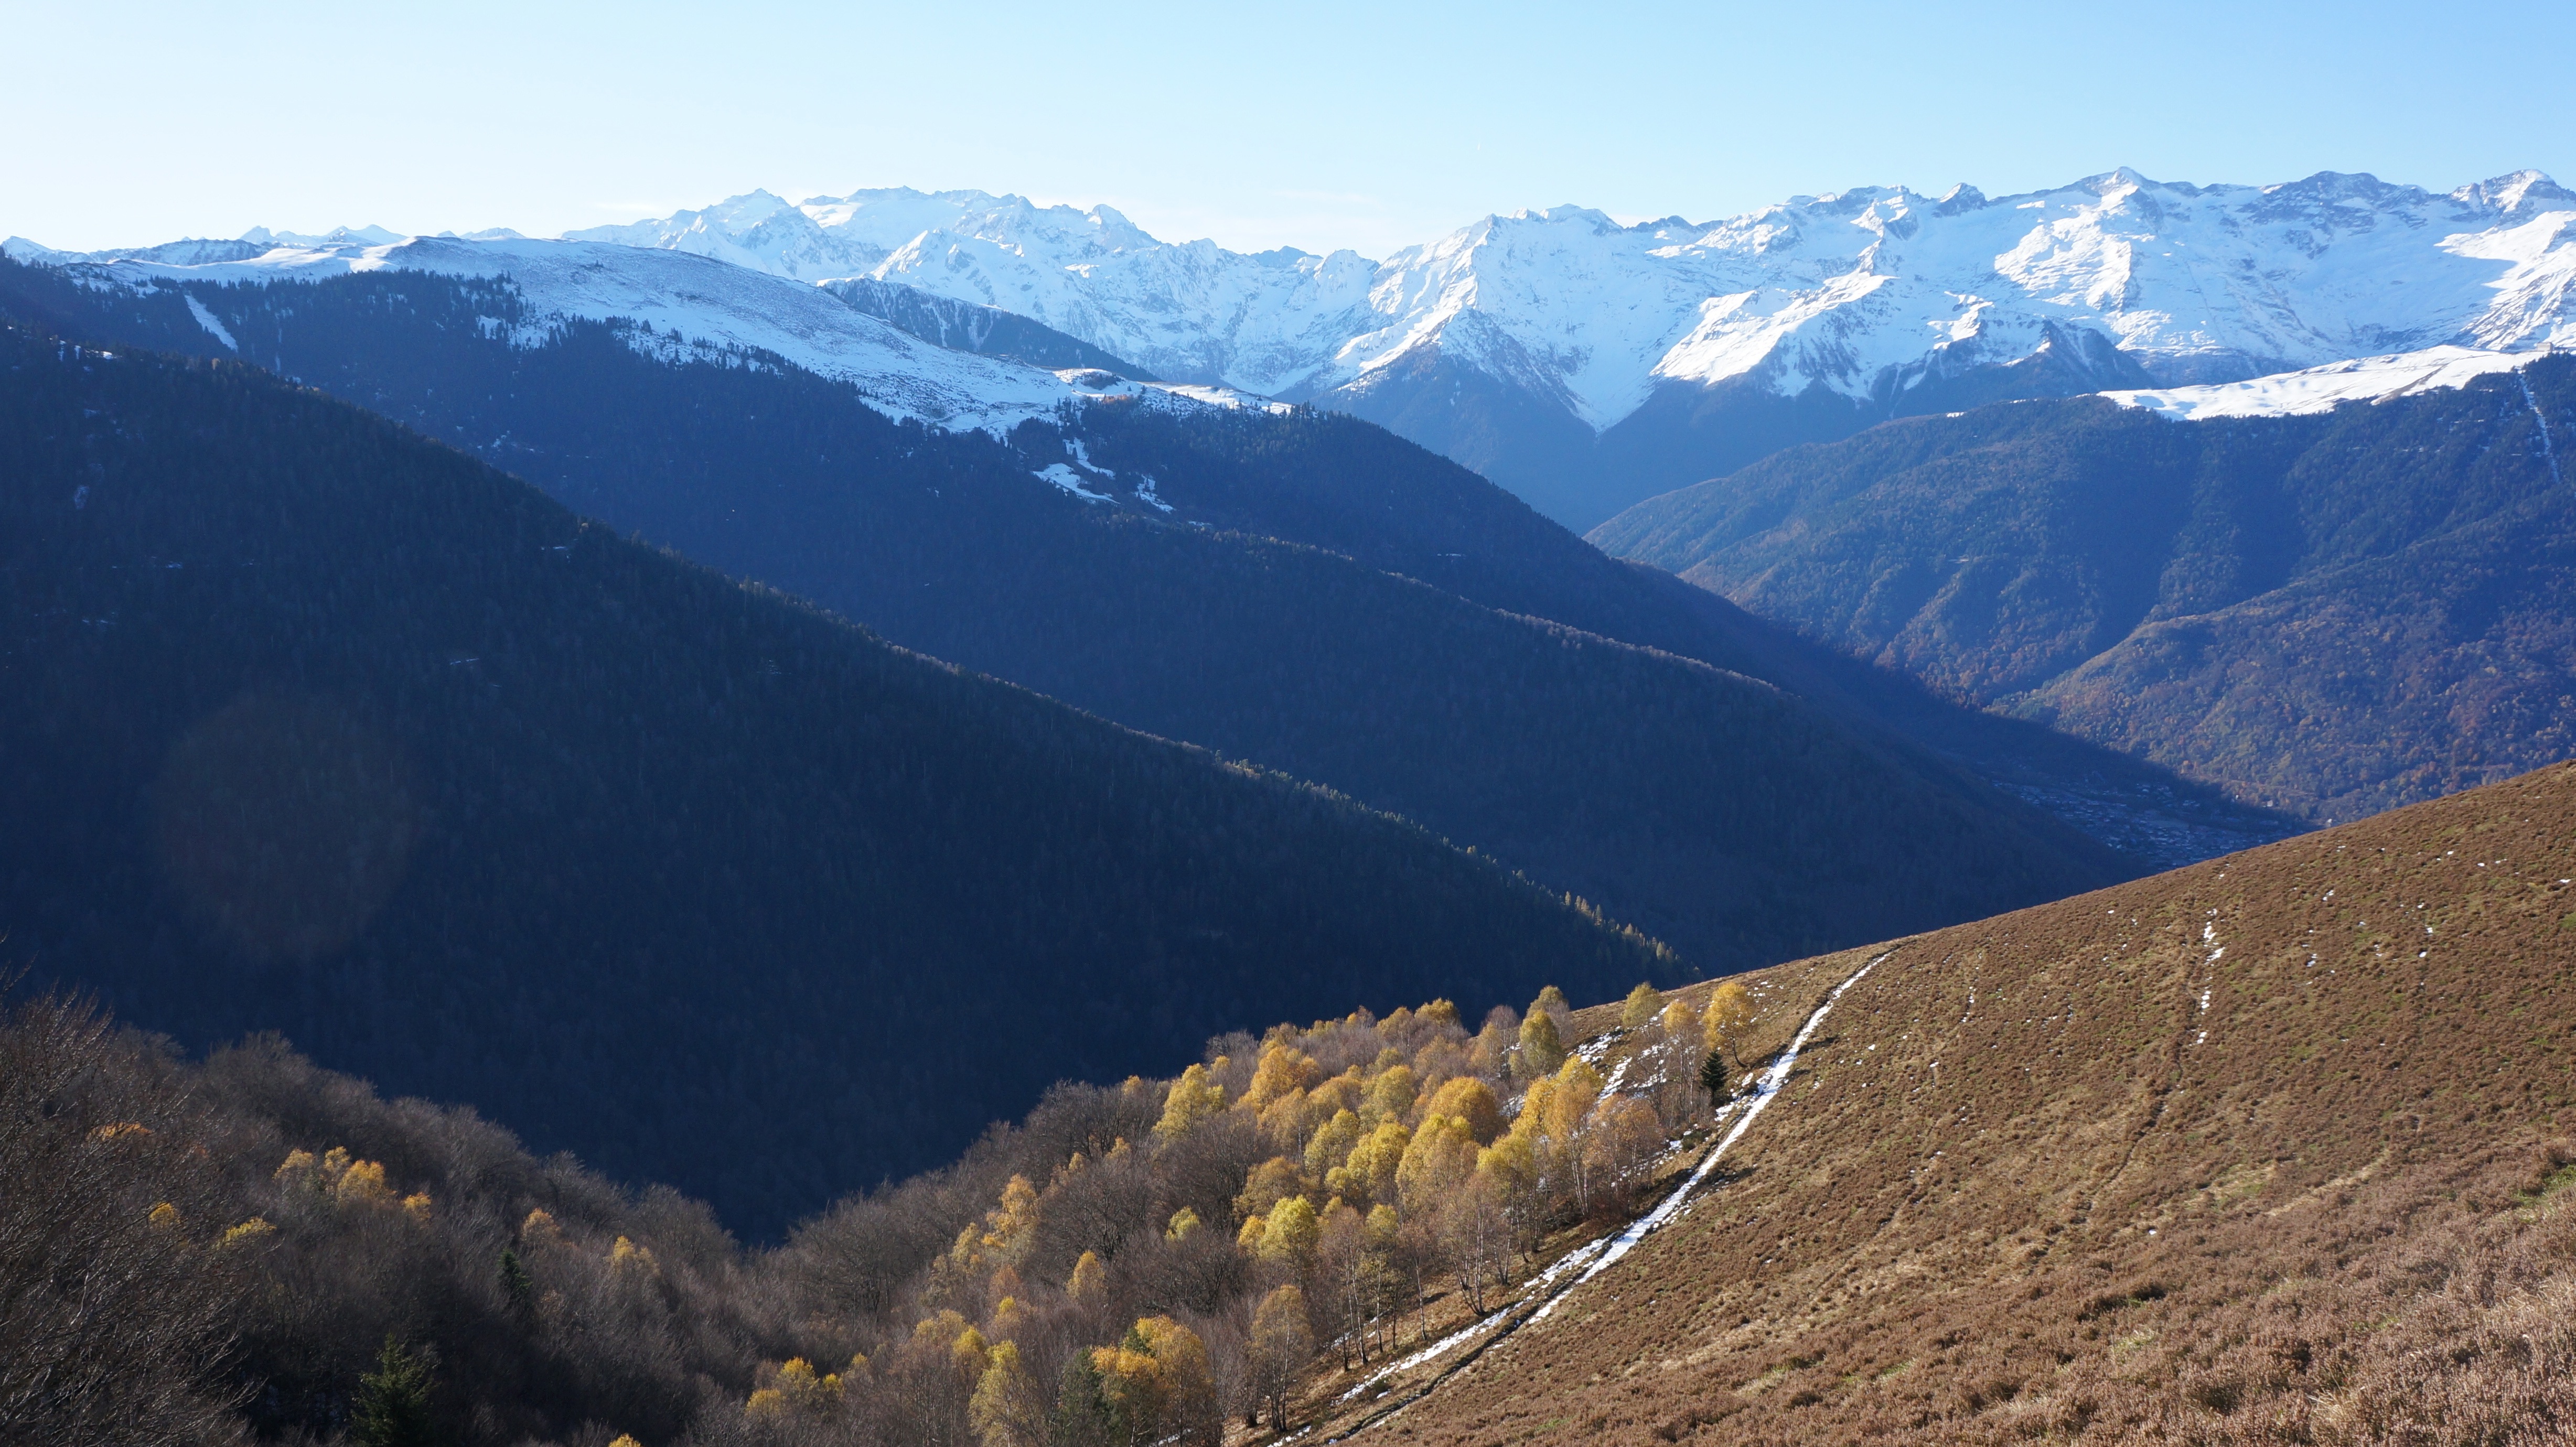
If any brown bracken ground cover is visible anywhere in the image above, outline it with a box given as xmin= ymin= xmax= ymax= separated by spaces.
xmin=1329 ymin=761 xmax=2576 ymax=1446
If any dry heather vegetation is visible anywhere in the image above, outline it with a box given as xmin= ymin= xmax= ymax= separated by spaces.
xmin=1342 ymin=762 xmax=2576 ymax=1447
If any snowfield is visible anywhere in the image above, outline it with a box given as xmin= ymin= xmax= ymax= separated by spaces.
xmin=2105 ymin=344 xmax=2560 ymax=420
xmin=14 ymin=235 xmax=1107 ymax=433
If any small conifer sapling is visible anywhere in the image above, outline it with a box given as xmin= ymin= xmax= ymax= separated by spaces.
xmin=1699 ymin=1049 xmax=1732 ymax=1109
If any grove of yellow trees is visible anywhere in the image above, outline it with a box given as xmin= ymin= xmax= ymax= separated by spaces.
xmin=728 ymin=980 xmax=1740 ymax=1445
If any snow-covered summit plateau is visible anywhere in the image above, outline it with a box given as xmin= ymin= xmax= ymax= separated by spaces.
xmin=3 ymin=233 xmax=1247 ymax=433
xmin=2105 ymin=344 xmax=2561 ymax=421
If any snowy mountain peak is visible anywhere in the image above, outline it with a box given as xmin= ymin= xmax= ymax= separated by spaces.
xmin=2452 ymin=168 xmax=2576 ymax=215
xmin=240 ymin=223 xmax=405 ymax=248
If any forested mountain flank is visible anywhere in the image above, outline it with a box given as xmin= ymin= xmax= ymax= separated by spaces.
xmin=0 ymin=321 xmax=1674 ymax=1235
xmin=0 ymin=257 xmax=2167 ymax=969
xmin=1059 ymin=401 xmax=2295 ymax=868
xmin=1594 ymin=357 xmax=2576 ymax=823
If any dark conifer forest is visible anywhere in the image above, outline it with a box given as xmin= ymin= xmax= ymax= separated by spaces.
xmin=0 ymin=322 xmax=1675 ymax=1233
xmin=0 ymin=258 xmax=2192 ymax=974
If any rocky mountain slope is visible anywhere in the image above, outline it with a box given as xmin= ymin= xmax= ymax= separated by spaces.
xmin=1593 ymin=351 xmax=2576 ymax=823
xmin=1321 ymin=759 xmax=2576 ymax=1445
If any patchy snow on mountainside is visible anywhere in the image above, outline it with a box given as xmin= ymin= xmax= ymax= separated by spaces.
xmin=2105 ymin=345 xmax=2560 ymax=420
xmin=568 ymin=170 xmax=2576 ymax=436
xmin=24 ymin=235 xmax=1094 ymax=431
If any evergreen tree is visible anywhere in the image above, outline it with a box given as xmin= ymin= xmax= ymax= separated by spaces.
xmin=352 ymin=1336 xmax=439 ymax=1447
xmin=1699 ymin=1049 xmax=1733 ymax=1109
xmin=498 ymin=1249 xmax=534 ymax=1318
xmin=1050 ymin=1350 xmax=1117 ymax=1447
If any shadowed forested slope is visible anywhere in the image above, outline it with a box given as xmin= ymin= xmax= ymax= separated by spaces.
xmin=0 ymin=322 xmax=1673 ymax=1235
xmin=1594 ymin=360 xmax=2576 ymax=822
xmin=0 ymin=257 xmax=2150 ymax=970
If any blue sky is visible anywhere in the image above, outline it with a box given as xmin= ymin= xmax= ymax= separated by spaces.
xmin=6 ymin=0 xmax=2570 ymax=255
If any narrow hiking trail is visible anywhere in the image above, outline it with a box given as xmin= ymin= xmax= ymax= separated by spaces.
xmin=1321 ymin=950 xmax=1894 ymax=1441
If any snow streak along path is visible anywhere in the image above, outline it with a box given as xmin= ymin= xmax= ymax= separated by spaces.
xmin=1323 ymin=951 xmax=1891 ymax=1441
xmin=1531 ymin=950 xmax=1888 ymax=1319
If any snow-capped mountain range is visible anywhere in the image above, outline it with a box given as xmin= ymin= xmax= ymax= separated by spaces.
xmin=574 ymin=169 xmax=2575 ymax=405
xmin=557 ymin=170 xmax=2576 ymax=525
xmin=10 ymin=166 xmax=2572 ymax=526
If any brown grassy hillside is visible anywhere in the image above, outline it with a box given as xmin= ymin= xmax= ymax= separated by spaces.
xmin=1340 ymin=761 xmax=2576 ymax=1446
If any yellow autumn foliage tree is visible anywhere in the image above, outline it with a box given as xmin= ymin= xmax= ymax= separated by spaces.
xmin=1327 ymin=1120 xmax=1410 ymax=1206
xmin=1232 ymin=1157 xmax=1305 ymax=1222
xmin=969 ymin=1339 xmax=1046 ymax=1447
xmin=1067 ymin=1250 xmax=1106 ymax=1305
xmin=1256 ymin=1195 xmax=1320 ymax=1270
xmin=1416 ymin=1075 xmax=1502 ymax=1143
xmin=609 ymin=1236 xmax=660 ymax=1279
xmin=1303 ymin=1108 xmax=1363 ymax=1180
xmin=1704 ymin=981 xmax=1756 ymax=1060
xmin=1658 ymin=997 xmax=1700 ymax=1039
xmin=953 ymin=1174 xmax=1040 ymax=1272
xmin=1515 ymin=1010 xmax=1568 ymax=1080
xmin=1395 ymin=1113 xmax=1479 ymax=1215
xmin=1364 ymin=1062 xmax=1416 ymax=1124
xmin=1153 ymin=1064 xmax=1226 ymax=1140
xmin=1620 ymin=982 xmax=1665 ymax=1029
xmin=1242 ymin=1042 xmax=1322 ymax=1111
